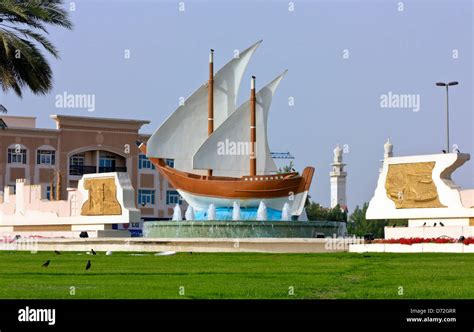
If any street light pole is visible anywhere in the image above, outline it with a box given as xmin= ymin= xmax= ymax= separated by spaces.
xmin=436 ymin=81 xmax=458 ymax=152
xmin=446 ymin=84 xmax=450 ymax=152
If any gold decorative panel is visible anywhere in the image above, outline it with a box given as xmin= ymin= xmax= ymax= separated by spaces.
xmin=385 ymin=162 xmax=445 ymax=209
xmin=81 ymin=177 xmax=122 ymax=216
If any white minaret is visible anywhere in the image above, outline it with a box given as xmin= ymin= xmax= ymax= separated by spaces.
xmin=384 ymin=138 xmax=394 ymax=159
xmin=330 ymin=144 xmax=347 ymax=208
xmin=380 ymin=138 xmax=394 ymax=172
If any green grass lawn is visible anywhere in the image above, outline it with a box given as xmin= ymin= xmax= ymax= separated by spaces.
xmin=0 ymin=251 xmax=473 ymax=299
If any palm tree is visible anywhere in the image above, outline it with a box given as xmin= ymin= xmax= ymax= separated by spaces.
xmin=0 ymin=0 xmax=72 ymax=97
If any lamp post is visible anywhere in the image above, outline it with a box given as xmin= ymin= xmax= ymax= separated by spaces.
xmin=436 ymin=81 xmax=458 ymax=152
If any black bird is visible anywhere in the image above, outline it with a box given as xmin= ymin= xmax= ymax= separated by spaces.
xmin=91 ymin=249 xmax=97 ymax=256
xmin=433 ymin=223 xmax=437 ymax=227
xmin=423 ymin=222 xmax=427 ymax=226
xmin=86 ymin=260 xmax=91 ymax=270
xmin=440 ymin=222 xmax=445 ymax=227
xmin=392 ymin=224 xmax=396 ymax=228
xmin=442 ymin=150 xmax=447 ymax=154
xmin=42 ymin=260 xmax=50 ymax=268
xmin=54 ymin=250 xmax=61 ymax=255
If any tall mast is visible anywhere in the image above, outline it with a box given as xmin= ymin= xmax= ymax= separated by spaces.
xmin=250 ymin=76 xmax=257 ymax=176
xmin=207 ymin=49 xmax=214 ymax=177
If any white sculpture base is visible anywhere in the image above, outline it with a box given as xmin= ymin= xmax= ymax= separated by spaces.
xmin=385 ymin=225 xmax=474 ymax=240
xmin=365 ymin=152 xmax=473 ymax=244
xmin=349 ymin=243 xmax=474 ymax=253
xmin=0 ymin=172 xmax=140 ymax=239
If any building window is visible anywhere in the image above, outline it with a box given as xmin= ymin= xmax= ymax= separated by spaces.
xmin=99 ymin=155 xmax=116 ymax=168
xmin=99 ymin=154 xmax=118 ymax=173
xmin=46 ymin=185 xmax=55 ymax=200
xmin=138 ymin=189 xmax=155 ymax=206
xmin=7 ymin=148 xmax=27 ymax=164
xmin=69 ymin=154 xmax=86 ymax=176
xmin=138 ymin=154 xmax=155 ymax=170
xmin=165 ymin=159 xmax=174 ymax=168
xmin=166 ymin=190 xmax=182 ymax=205
xmin=70 ymin=154 xmax=85 ymax=166
xmin=37 ymin=150 xmax=55 ymax=165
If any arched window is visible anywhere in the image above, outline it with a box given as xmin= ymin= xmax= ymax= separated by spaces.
xmin=7 ymin=144 xmax=27 ymax=164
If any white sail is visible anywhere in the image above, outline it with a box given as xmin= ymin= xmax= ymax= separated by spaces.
xmin=146 ymin=41 xmax=262 ymax=173
xmin=192 ymin=71 xmax=286 ymax=177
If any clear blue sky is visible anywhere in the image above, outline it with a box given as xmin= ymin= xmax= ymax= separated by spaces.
xmin=1 ymin=0 xmax=472 ymax=209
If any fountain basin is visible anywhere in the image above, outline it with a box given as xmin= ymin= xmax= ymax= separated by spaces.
xmin=193 ymin=207 xmax=283 ymax=221
xmin=143 ymin=220 xmax=346 ymax=238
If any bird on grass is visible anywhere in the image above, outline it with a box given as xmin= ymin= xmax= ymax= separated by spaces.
xmin=86 ymin=260 xmax=91 ymax=271
xmin=42 ymin=260 xmax=50 ymax=268
xmin=54 ymin=250 xmax=61 ymax=255
xmin=91 ymin=249 xmax=97 ymax=256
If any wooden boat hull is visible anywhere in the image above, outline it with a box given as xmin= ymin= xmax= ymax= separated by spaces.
xmin=138 ymin=142 xmax=315 ymax=215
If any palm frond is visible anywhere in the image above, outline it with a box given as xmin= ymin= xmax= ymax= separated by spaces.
xmin=0 ymin=0 xmax=71 ymax=97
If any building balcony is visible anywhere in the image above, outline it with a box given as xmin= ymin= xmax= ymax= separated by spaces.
xmin=99 ymin=166 xmax=127 ymax=173
xmin=69 ymin=165 xmax=97 ymax=176
xmin=69 ymin=165 xmax=127 ymax=175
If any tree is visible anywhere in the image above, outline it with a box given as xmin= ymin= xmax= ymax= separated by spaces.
xmin=306 ymin=201 xmax=347 ymax=222
xmin=278 ymin=160 xmax=296 ymax=174
xmin=0 ymin=0 xmax=72 ymax=97
xmin=347 ymin=202 xmax=407 ymax=238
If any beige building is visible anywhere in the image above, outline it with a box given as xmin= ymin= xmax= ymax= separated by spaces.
xmin=0 ymin=114 xmax=183 ymax=221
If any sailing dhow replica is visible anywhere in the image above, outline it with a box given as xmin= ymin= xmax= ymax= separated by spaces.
xmin=137 ymin=41 xmax=315 ymax=219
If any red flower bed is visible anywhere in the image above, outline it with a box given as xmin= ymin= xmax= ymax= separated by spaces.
xmin=463 ymin=237 xmax=474 ymax=245
xmin=375 ymin=237 xmax=474 ymax=245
